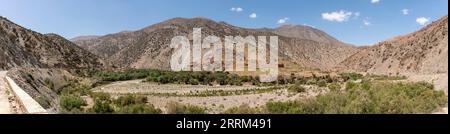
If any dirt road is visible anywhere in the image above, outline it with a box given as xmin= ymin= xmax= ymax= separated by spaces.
xmin=0 ymin=71 xmax=12 ymax=114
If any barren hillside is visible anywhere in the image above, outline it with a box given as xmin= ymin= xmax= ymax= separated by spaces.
xmin=339 ymin=16 xmax=448 ymax=75
xmin=0 ymin=16 xmax=103 ymax=70
xmin=73 ymin=17 xmax=358 ymax=71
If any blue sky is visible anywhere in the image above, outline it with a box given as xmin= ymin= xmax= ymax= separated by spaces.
xmin=0 ymin=0 xmax=448 ymax=46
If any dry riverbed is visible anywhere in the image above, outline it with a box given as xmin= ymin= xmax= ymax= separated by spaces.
xmin=93 ymin=79 xmax=327 ymax=113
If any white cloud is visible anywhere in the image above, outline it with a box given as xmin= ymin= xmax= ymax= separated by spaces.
xmin=277 ymin=17 xmax=289 ymax=24
xmin=416 ymin=17 xmax=430 ymax=25
xmin=363 ymin=19 xmax=371 ymax=26
xmin=249 ymin=13 xmax=257 ymax=19
xmin=402 ymin=9 xmax=409 ymax=15
xmin=230 ymin=7 xmax=243 ymax=12
xmin=236 ymin=7 xmax=243 ymax=12
xmin=371 ymin=0 xmax=380 ymax=3
xmin=321 ymin=10 xmax=353 ymax=22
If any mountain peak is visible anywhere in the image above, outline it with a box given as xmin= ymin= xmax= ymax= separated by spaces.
xmin=273 ymin=23 xmax=344 ymax=45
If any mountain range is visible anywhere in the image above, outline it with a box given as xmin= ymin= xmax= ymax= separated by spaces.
xmin=72 ymin=17 xmax=359 ymax=71
xmin=1 ymin=15 xmax=448 ymax=76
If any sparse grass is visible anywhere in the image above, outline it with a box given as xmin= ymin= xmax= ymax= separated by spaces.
xmin=367 ymin=74 xmax=407 ymax=81
xmin=114 ymin=94 xmax=148 ymax=106
xmin=86 ymin=93 xmax=162 ymax=114
xmin=327 ymin=83 xmax=341 ymax=92
xmin=108 ymin=86 xmax=285 ymax=97
xmin=166 ymin=102 xmax=207 ymax=114
xmin=223 ymin=104 xmax=262 ymax=114
xmin=265 ymin=81 xmax=447 ymax=114
xmin=116 ymin=104 xmax=162 ymax=114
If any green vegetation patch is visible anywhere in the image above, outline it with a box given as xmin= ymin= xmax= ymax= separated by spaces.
xmin=265 ymin=81 xmax=447 ymax=114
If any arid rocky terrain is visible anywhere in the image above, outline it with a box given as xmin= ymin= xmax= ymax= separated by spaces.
xmin=0 ymin=15 xmax=448 ymax=114
xmin=0 ymin=17 xmax=103 ymax=70
xmin=72 ymin=17 xmax=359 ymax=70
xmin=339 ymin=16 xmax=448 ymax=75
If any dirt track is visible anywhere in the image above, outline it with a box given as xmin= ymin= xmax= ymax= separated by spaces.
xmin=0 ymin=71 xmax=13 ymax=114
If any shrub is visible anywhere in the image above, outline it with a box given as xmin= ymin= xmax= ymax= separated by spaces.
xmin=114 ymin=95 xmax=147 ymax=106
xmin=340 ymin=73 xmax=363 ymax=81
xmin=306 ymin=79 xmax=317 ymax=85
xmin=188 ymin=78 xmax=200 ymax=85
xmin=44 ymin=78 xmax=54 ymax=90
xmin=60 ymin=83 xmax=92 ymax=96
xmin=327 ymin=83 xmax=341 ymax=92
xmin=156 ymin=74 xmax=172 ymax=84
xmin=60 ymin=95 xmax=86 ymax=111
xmin=239 ymin=76 xmax=253 ymax=83
xmin=345 ymin=81 xmax=357 ymax=90
xmin=317 ymin=79 xmax=327 ymax=87
xmin=91 ymin=100 xmax=114 ymax=114
xmin=264 ymin=81 xmax=447 ymax=114
xmin=287 ymin=83 xmax=306 ymax=93
xmin=117 ymin=104 xmax=162 ymax=114
xmin=215 ymin=72 xmax=229 ymax=85
xmin=90 ymin=92 xmax=111 ymax=103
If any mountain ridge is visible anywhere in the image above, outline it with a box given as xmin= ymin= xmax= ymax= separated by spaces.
xmin=72 ymin=17 xmax=359 ymax=71
xmin=338 ymin=15 xmax=448 ymax=75
xmin=0 ymin=16 xmax=103 ymax=70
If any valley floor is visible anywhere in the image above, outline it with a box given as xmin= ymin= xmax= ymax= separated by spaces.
xmin=92 ymin=80 xmax=327 ymax=113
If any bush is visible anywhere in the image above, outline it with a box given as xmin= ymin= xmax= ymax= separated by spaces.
xmin=91 ymin=100 xmax=114 ymax=114
xmin=114 ymin=95 xmax=147 ymax=106
xmin=60 ymin=95 xmax=86 ymax=111
xmin=306 ymin=79 xmax=317 ymax=85
xmin=188 ymin=78 xmax=200 ymax=85
xmin=317 ymin=79 xmax=327 ymax=87
xmin=327 ymin=83 xmax=341 ymax=92
xmin=91 ymin=92 xmax=111 ymax=103
xmin=264 ymin=81 xmax=447 ymax=114
xmin=60 ymin=83 xmax=92 ymax=96
xmin=215 ymin=72 xmax=229 ymax=85
xmin=345 ymin=81 xmax=357 ymax=90
xmin=287 ymin=83 xmax=306 ymax=93
xmin=340 ymin=73 xmax=363 ymax=81
xmin=166 ymin=102 xmax=207 ymax=114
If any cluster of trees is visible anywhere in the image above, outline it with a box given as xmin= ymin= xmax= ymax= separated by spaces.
xmin=145 ymin=71 xmax=261 ymax=86
xmin=94 ymin=69 xmax=153 ymax=81
xmin=91 ymin=69 xmax=360 ymax=87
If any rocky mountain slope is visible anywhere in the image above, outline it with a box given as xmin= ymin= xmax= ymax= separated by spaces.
xmin=339 ymin=16 xmax=448 ymax=75
xmin=0 ymin=16 xmax=103 ymax=70
xmin=73 ymin=17 xmax=358 ymax=71
xmin=272 ymin=24 xmax=344 ymax=45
